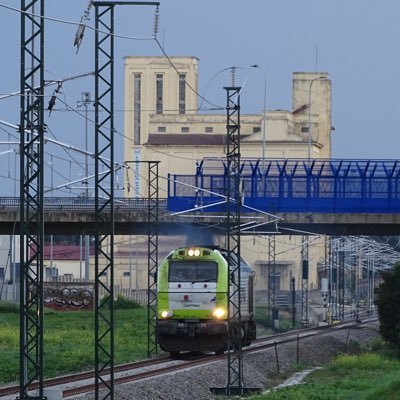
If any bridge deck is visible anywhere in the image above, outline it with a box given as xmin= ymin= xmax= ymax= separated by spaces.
xmin=2 ymin=159 xmax=400 ymax=235
xmin=0 ymin=197 xmax=399 ymax=235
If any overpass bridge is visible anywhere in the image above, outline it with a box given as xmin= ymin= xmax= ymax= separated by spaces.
xmin=2 ymin=158 xmax=400 ymax=236
xmin=0 ymin=198 xmax=398 ymax=235
xmin=167 ymin=158 xmax=400 ymax=235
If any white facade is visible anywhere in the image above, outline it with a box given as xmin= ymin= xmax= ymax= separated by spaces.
xmin=122 ymin=57 xmax=333 ymax=292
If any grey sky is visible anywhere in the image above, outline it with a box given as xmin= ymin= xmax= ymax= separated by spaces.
xmin=0 ymin=0 xmax=399 ymax=195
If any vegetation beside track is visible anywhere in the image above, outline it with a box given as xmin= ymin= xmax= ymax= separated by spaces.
xmin=0 ymin=299 xmax=147 ymax=385
xmin=2 ymin=299 xmax=396 ymax=400
xmin=255 ymin=306 xmax=300 ymax=332
xmin=251 ymin=344 xmax=400 ymax=400
xmin=0 ymin=301 xmax=277 ymax=384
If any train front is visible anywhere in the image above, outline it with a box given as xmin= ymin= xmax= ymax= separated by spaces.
xmin=156 ymin=246 xmax=228 ymax=355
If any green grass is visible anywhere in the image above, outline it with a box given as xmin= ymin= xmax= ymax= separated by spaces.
xmin=0 ymin=305 xmax=148 ymax=385
xmin=251 ymin=352 xmax=400 ymax=400
xmin=3 ymin=301 xmax=399 ymax=400
xmin=255 ymin=306 xmax=300 ymax=332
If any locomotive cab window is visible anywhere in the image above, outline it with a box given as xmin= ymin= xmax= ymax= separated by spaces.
xmin=169 ymin=261 xmax=217 ymax=282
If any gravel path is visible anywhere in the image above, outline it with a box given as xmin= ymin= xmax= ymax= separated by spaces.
xmin=83 ymin=322 xmax=380 ymax=400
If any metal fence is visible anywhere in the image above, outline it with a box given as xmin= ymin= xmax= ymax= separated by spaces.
xmin=0 ymin=197 xmax=167 ymax=212
xmin=168 ymin=159 xmax=400 ymax=213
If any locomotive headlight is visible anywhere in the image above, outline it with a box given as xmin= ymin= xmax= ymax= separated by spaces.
xmin=212 ymin=308 xmax=226 ymax=319
xmin=160 ymin=310 xmax=174 ymax=319
xmin=188 ymin=248 xmax=201 ymax=257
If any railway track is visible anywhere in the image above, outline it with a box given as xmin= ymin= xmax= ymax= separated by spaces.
xmin=0 ymin=316 xmax=378 ymax=399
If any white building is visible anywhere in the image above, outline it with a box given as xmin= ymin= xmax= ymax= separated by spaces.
xmin=121 ymin=56 xmax=333 ymax=293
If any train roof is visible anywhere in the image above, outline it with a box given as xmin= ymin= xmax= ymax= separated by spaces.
xmin=176 ymin=245 xmax=253 ymax=272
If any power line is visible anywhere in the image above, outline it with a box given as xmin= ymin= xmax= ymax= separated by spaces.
xmin=153 ymin=37 xmax=224 ymax=110
xmin=0 ymin=71 xmax=95 ymax=101
xmin=0 ymin=2 xmax=155 ymax=41
xmin=57 ymin=97 xmax=201 ymax=162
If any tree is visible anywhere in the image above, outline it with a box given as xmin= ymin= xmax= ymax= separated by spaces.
xmin=375 ymin=262 xmax=400 ymax=352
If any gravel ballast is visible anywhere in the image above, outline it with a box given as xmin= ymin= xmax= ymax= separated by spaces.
xmin=83 ymin=322 xmax=380 ymax=400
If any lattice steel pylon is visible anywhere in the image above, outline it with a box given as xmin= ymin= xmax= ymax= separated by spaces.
xmin=338 ymin=238 xmax=345 ymax=321
xmin=268 ymin=235 xmax=277 ymax=327
xmin=301 ymin=236 xmax=309 ymax=327
xmin=92 ymin=4 xmax=159 ymax=398
xmin=331 ymin=238 xmax=339 ymax=320
xmin=324 ymin=236 xmax=332 ymax=322
xmin=19 ymin=1 xmax=46 ymax=398
xmin=209 ymin=86 xmax=247 ymax=395
xmin=124 ymin=160 xmax=160 ymax=358
xmin=225 ymin=86 xmax=243 ymax=395
xmin=147 ymin=161 xmax=159 ymax=357
xmin=350 ymin=242 xmax=358 ymax=319
xmin=94 ymin=4 xmax=115 ymax=399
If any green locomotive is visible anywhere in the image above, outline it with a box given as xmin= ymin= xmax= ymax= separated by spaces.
xmin=156 ymin=246 xmax=256 ymax=356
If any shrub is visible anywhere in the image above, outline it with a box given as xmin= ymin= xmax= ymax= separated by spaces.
xmin=101 ymin=294 xmax=142 ymax=310
xmin=0 ymin=301 xmax=19 ymax=314
xmin=375 ymin=262 xmax=400 ymax=354
xmin=330 ymin=353 xmax=396 ymax=373
xmin=114 ymin=295 xmax=141 ymax=310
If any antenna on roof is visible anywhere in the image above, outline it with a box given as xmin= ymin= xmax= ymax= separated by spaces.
xmin=153 ymin=5 xmax=160 ymax=37
xmin=231 ymin=66 xmax=236 ymax=86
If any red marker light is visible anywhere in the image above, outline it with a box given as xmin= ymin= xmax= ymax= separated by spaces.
xmin=183 ymin=294 xmax=189 ymax=301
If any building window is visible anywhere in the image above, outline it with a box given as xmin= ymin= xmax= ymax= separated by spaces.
xmin=181 ymin=127 xmax=189 ymax=133
xmin=45 ymin=267 xmax=58 ymax=279
xmin=253 ymin=127 xmax=261 ymax=133
xmin=123 ymin=271 xmax=130 ymax=277
xmin=269 ymin=273 xmax=281 ymax=290
xmin=179 ymin=74 xmax=186 ymax=114
xmin=156 ymin=74 xmax=163 ymax=114
xmin=133 ymin=73 xmax=141 ymax=145
xmin=205 ymin=127 xmax=213 ymax=133
xmin=301 ymin=126 xmax=309 ymax=133
xmin=158 ymin=126 xmax=166 ymax=133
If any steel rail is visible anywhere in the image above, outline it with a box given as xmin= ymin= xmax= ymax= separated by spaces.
xmin=0 ymin=317 xmax=376 ymax=398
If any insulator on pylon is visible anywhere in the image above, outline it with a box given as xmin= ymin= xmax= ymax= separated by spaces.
xmin=153 ymin=6 xmax=160 ymax=37
xmin=74 ymin=0 xmax=93 ymax=54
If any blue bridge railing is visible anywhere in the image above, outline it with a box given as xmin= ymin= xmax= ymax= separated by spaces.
xmin=167 ymin=158 xmax=400 ymax=213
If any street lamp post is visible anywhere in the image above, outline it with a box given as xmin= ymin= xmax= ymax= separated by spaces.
xmin=77 ymin=92 xmax=93 ymax=192
xmin=250 ymin=65 xmax=267 ymax=171
xmin=308 ymin=76 xmax=327 ymax=160
xmin=77 ymin=92 xmax=94 ymax=281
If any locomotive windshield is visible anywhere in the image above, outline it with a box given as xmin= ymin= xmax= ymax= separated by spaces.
xmin=169 ymin=261 xmax=218 ymax=282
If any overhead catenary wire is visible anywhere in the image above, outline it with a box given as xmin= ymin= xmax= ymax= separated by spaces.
xmin=56 ymin=96 xmax=201 ymax=162
xmin=0 ymin=5 xmax=245 ymax=168
xmin=2 ymin=1 xmax=373 ymax=256
xmin=153 ymin=37 xmax=224 ymax=110
xmin=0 ymin=3 xmax=229 ymax=112
xmin=0 ymin=118 xmax=126 ymax=193
xmin=0 ymin=71 xmax=95 ymax=101
xmin=2 ymin=3 xmax=247 ymax=135
xmin=0 ymin=2 xmax=155 ymax=41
